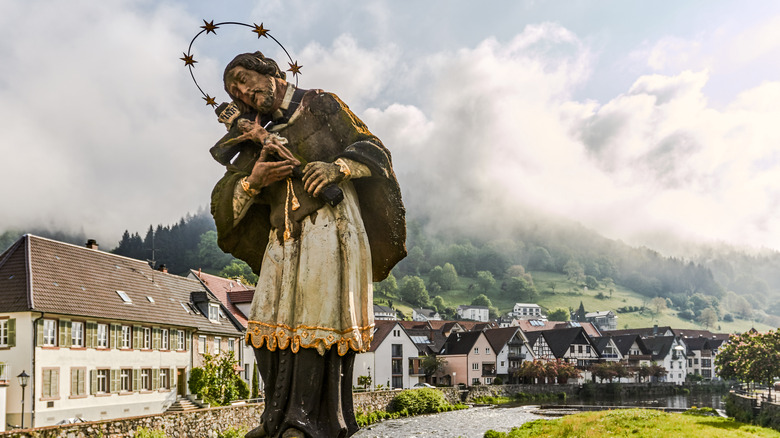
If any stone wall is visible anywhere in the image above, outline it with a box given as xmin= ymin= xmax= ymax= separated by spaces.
xmin=1 ymin=404 xmax=263 ymax=438
xmin=353 ymin=387 xmax=462 ymax=413
xmin=464 ymin=384 xmax=579 ymax=402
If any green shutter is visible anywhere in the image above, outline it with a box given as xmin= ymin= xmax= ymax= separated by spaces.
xmin=43 ymin=370 xmax=51 ymax=398
xmin=133 ymin=369 xmax=140 ymax=391
xmin=172 ymin=330 xmax=179 ymax=350
xmin=36 ymin=320 xmax=43 ymax=346
xmin=90 ymin=369 xmax=97 ymax=395
xmin=71 ymin=368 xmax=78 ymax=396
xmin=60 ymin=320 xmax=71 ymax=348
xmin=186 ymin=332 xmax=191 ymax=351
xmin=153 ymin=327 xmax=160 ymax=350
xmin=79 ymin=369 xmax=85 ymax=396
xmin=52 ymin=370 xmax=59 ymax=397
xmin=152 ymin=368 xmax=159 ymax=390
xmin=110 ymin=324 xmax=119 ymax=349
xmin=8 ymin=318 xmax=15 ymax=347
xmin=111 ymin=369 xmax=119 ymax=393
xmin=133 ymin=326 xmax=141 ymax=349
xmin=86 ymin=322 xmax=96 ymax=348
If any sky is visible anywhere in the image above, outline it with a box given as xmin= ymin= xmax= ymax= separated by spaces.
xmin=2 ymin=0 xmax=780 ymax=253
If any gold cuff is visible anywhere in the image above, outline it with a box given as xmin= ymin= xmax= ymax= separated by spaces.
xmin=240 ymin=176 xmax=260 ymax=197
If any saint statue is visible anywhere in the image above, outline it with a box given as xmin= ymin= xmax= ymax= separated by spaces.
xmin=209 ymin=52 xmax=406 ymax=438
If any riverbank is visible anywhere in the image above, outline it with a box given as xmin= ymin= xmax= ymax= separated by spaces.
xmin=484 ymin=408 xmax=780 ymax=437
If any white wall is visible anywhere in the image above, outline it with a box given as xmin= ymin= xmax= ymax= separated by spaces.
xmin=0 ymin=312 xmax=33 ymax=429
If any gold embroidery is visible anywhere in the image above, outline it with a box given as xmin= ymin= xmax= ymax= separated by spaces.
xmin=246 ymin=320 xmax=374 ymax=356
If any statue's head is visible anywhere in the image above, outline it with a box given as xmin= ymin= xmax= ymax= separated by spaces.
xmin=223 ymin=51 xmax=286 ymax=114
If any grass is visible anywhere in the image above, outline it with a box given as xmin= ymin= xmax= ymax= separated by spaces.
xmin=483 ymin=409 xmax=780 ymax=438
xmin=378 ymin=270 xmax=774 ymax=333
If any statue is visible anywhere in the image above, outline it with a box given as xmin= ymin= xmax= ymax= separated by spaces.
xmin=209 ymin=51 xmax=406 ymax=438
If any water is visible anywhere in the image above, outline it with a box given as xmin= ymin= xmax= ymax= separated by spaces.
xmin=352 ymin=394 xmax=725 ymax=438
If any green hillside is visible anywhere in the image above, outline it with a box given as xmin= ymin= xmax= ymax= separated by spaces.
xmin=376 ymin=270 xmax=773 ymax=334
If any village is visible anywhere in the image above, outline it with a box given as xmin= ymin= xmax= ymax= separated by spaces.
xmin=0 ymin=235 xmax=729 ymax=432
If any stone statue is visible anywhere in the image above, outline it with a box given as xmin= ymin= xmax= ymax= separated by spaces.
xmin=209 ymin=51 xmax=406 ymax=438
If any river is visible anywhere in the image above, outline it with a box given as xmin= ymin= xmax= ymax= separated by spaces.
xmin=353 ymin=393 xmax=725 ymax=438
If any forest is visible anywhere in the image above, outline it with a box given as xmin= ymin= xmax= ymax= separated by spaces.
xmin=2 ymin=208 xmax=780 ymax=328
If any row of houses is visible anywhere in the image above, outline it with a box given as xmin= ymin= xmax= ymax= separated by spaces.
xmin=353 ymin=316 xmax=729 ymax=390
xmin=0 ymin=235 xmax=257 ymax=430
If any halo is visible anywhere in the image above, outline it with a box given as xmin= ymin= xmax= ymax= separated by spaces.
xmin=181 ymin=20 xmax=302 ymax=108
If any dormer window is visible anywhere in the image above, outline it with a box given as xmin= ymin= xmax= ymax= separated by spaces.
xmin=208 ymin=303 xmax=220 ymax=323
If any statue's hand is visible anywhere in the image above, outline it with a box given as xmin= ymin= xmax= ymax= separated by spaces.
xmin=246 ymin=159 xmax=295 ymax=190
xmin=303 ymin=161 xmax=343 ymax=197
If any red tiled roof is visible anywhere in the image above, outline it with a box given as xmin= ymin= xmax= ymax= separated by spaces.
xmin=0 ymin=235 xmax=241 ymax=336
xmin=189 ymin=270 xmax=252 ymax=328
xmin=369 ymin=320 xmax=402 ymax=352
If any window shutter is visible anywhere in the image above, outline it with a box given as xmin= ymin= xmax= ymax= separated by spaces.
xmin=79 ymin=369 xmax=85 ymax=396
xmin=133 ymin=326 xmax=141 ymax=349
xmin=172 ymin=330 xmax=179 ymax=350
xmin=152 ymin=368 xmax=160 ymax=390
xmin=133 ymin=369 xmax=140 ymax=391
xmin=60 ymin=320 xmax=72 ymax=348
xmin=42 ymin=370 xmax=51 ymax=398
xmin=90 ymin=369 xmax=97 ymax=395
xmin=71 ymin=368 xmax=78 ymax=396
xmin=153 ymin=327 xmax=160 ymax=350
xmin=110 ymin=324 xmax=119 ymax=349
xmin=52 ymin=370 xmax=59 ymax=397
xmin=111 ymin=369 xmax=119 ymax=393
xmin=36 ymin=320 xmax=44 ymax=346
xmin=86 ymin=322 xmax=97 ymax=348
xmin=186 ymin=332 xmax=191 ymax=351
xmin=8 ymin=318 xmax=15 ymax=347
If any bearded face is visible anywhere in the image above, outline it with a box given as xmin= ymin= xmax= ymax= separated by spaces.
xmin=225 ymin=66 xmax=277 ymax=114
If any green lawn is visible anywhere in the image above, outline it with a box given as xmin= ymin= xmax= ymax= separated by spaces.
xmin=484 ymin=409 xmax=780 ymax=438
xmin=377 ymin=270 xmax=774 ymax=333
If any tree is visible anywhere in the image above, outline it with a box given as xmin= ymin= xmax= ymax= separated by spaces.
xmin=585 ymin=275 xmax=599 ymax=290
xmin=527 ymin=247 xmax=554 ymax=271
xmin=716 ymin=330 xmax=780 ymax=395
xmin=251 ymin=365 xmax=260 ymax=399
xmin=547 ymin=281 xmax=556 ymax=294
xmin=188 ymin=351 xmax=249 ymax=406
xmin=471 ymin=294 xmax=493 ymax=308
xmin=440 ymin=263 xmax=459 ymax=290
xmin=220 ymin=259 xmax=258 ymax=286
xmin=650 ymin=297 xmax=667 ymax=315
xmin=563 ymin=260 xmax=585 ymax=283
xmin=375 ymin=273 xmax=399 ymax=297
xmin=475 ymin=271 xmax=496 ymax=293
xmin=197 ymin=230 xmax=234 ymax=271
xmin=502 ymin=276 xmax=538 ymax=302
xmin=421 ymin=355 xmax=448 ymax=379
xmin=432 ymin=295 xmax=446 ymax=314
xmin=698 ymin=307 xmax=718 ymax=329
xmin=574 ymin=301 xmax=587 ymax=322
xmin=547 ymin=307 xmax=570 ymax=321
xmin=399 ymin=276 xmax=430 ymax=307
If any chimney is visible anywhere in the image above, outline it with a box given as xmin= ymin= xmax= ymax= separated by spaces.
xmin=197 ymin=268 xmax=202 ymax=278
xmin=653 ymin=324 xmax=658 ymax=336
xmin=85 ymin=239 xmax=99 ymax=250
xmin=158 ymin=264 xmax=168 ymax=273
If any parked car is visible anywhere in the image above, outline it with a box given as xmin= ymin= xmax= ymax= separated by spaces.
xmin=413 ymin=382 xmax=435 ymax=389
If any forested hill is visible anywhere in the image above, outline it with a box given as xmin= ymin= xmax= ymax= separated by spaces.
xmin=2 ymin=209 xmax=780 ymax=327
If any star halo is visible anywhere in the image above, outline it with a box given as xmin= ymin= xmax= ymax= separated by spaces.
xmin=182 ymin=20 xmax=301 ymax=108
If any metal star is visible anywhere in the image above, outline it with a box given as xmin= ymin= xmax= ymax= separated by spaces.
xmin=252 ymin=23 xmax=270 ymax=38
xmin=201 ymin=20 xmax=218 ymax=35
xmin=287 ymin=61 xmax=302 ymax=76
xmin=180 ymin=53 xmax=197 ymax=67
xmin=203 ymin=95 xmax=217 ymax=107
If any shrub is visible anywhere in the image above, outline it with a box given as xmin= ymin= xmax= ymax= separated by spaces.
xmin=492 ymin=376 xmax=503 ymax=385
xmin=134 ymin=428 xmax=166 ymax=438
xmin=218 ymin=427 xmax=248 ymax=438
xmin=391 ymin=388 xmax=450 ymax=415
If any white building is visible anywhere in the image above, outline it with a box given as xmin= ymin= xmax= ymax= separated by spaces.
xmin=457 ymin=305 xmax=489 ymax=322
xmin=412 ymin=308 xmax=441 ymax=322
xmin=512 ymin=303 xmax=543 ymax=319
xmin=353 ymin=320 xmax=423 ymax=390
xmin=0 ymin=235 xmax=244 ymax=428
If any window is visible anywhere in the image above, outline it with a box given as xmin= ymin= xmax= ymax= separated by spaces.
xmin=43 ymin=319 xmax=57 ymax=346
xmin=578 ymin=345 xmax=583 ymax=354
xmin=42 ymin=368 xmax=59 ymax=398
xmin=141 ymin=369 xmax=151 ymax=390
xmin=161 ymin=329 xmax=169 ymax=350
xmin=96 ymin=369 xmax=109 ymax=393
xmin=1 ymin=318 xmax=15 ymax=347
xmin=177 ymin=330 xmax=186 ymax=350
xmin=70 ymin=368 xmax=85 ymax=396
xmin=121 ymin=369 xmax=131 ymax=392
xmin=702 ymin=359 xmax=712 ymax=368
xmin=391 ymin=344 xmax=402 ymax=358
xmin=97 ymin=324 xmax=108 ymax=348
xmin=214 ymin=337 xmax=222 ymax=354
xmin=392 ymin=375 xmax=403 ymax=389
xmin=199 ymin=336 xmax=207 ymax=354
xmin=586 ymin=346 xmax=591 ymax=354
xmin=472 ymin=378 xmax=480 ymax=385
xmin=472 ymin=363 xmax=479 ymax=370
xmin=570 ymin=346 xmax=575 ymax=354
xmin=208 ymin=303 xmax=220 ymax=322
xmin=228 ymin=338 xmax=235 ymax=354
xmin=143 ymin=327 xmax=151 ymax=349
xmin=122 ymin=326 xmax=132 ymax=349
xmin=694 ymin=358 xmax=700 ymax=365
xmin=474 ymin=347 xmax=479 ymax=355
xmin=71 ymin=321 xmax=84 ymax=347
xmin=485 ymin=377 xmax=493 ymax=384
xmin=393 ymin=329 xmax=400 ymax=337
xmin=160 ymin=368 xmax=170 ymax=389
xmin=392 ymin=358 xmax=403 ymax=375
xmin=500 ymin=361 xmax=505 ymax=367
xmin=485 ymin=347 xmax=490 ymax=354
xmin=116 ymin=290 xmax=132 ymax=303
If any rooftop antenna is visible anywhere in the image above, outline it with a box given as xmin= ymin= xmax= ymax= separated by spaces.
xmin=146 ymin=229 xmax=156 ymax=270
